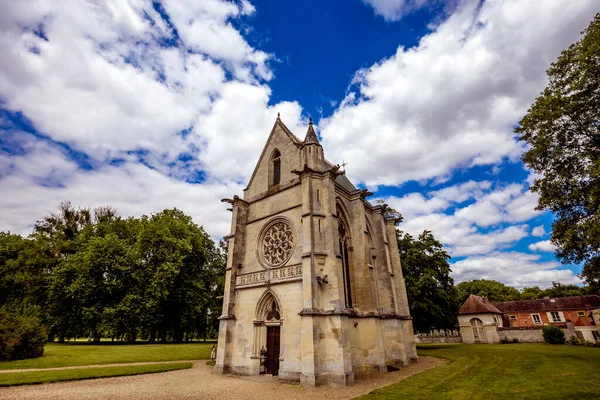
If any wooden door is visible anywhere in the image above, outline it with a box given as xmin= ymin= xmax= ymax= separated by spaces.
xmin=266 ymin=326 xmax=280 ymax=375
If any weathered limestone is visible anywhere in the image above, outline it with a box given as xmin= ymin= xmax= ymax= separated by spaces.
xmin=215 ymin=116 xmax=417 ymax=386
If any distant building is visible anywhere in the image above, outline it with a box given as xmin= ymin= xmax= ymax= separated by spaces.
xmin=458 ymin=294 xmax=600 ymax=344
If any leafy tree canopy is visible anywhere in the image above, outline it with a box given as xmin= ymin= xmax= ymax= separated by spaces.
xmin=456 ymin=279 xmax=521 ymax=304
xmin=398 ymin=230 xmax=459 ymax=332
xmin=515 ymin=14 xmax=600 ymax=290
xmin=0 ymin=203 xmax=225 ymax=344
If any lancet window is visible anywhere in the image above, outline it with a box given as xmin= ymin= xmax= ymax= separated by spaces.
xmin=271 ymin=149 xmax=281 ymax=186
xmin=338 ymin=217 xmax=353 ymax=308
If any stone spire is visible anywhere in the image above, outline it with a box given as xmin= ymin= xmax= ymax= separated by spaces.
xmin=303 ymin=116 xmax=320 ymax=145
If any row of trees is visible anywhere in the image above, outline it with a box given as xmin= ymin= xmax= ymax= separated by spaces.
xmin=398 ymin=230 xmax=596 ymax=333
xmin=0 ymin=202 xmax=225 ymax=344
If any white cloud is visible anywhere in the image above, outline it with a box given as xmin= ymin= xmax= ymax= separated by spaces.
xmin=528 ymin=240 xmax=556 ymax=253
xmin=454 ymin=184 xmax=540 ymax=228
xmin=386 ymin=179 xmax=576 ymax=287
xmin=361 ymin=0 xmax=437 ymax=22
xmin=387 ymin=180 xmax=539 ymax=256
xmin=322 ymin=0 xmax=597 ymax=187
xmin=452 ymin=252 xmax=580 ymax=289
xmin=0 ymin=134 xmax=242 ymax=240
xmin=0 ymin=0 xmax=290 ymax=170
xmin=0 ymin=0 xmax=304 ymax=239
xmin=532 ymin=225 xmax=546 ymax=237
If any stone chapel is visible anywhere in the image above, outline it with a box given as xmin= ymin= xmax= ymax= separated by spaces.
xmin=215 ymin=116 xmax=417 ymax=386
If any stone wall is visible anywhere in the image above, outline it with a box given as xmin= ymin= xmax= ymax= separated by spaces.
xmin=415 ymin=330 xmax=462 ymax=344
xmin=497 ymin=326 xmax=576 ymax=342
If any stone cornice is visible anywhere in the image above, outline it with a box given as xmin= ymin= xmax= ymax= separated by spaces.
xmin=298 ymin=308 xmax=412 ymax=320
xmin=245 ymin=178 xmax=301 ymax=204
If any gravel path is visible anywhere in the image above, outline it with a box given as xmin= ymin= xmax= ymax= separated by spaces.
xmin=0 ymin=357 xmax=444 ymax=400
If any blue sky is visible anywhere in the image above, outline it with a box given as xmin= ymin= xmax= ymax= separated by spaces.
xmin=0 ymin=0 xmax=597 ymax=288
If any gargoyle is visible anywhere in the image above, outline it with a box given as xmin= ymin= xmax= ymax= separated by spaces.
xmin=292 ymin=164 xmax=317 ymax=175
xmin=329 ymin=164 xmax=345 ymax=176
xmin=220 ymin=195 xmax=240 ymax=204
xmin=359 ymin=188 xmax=374 ymax=198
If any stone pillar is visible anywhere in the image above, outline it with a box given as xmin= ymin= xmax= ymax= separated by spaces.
xmin=298 ymin=168 xmax=354 ymax=386
xmin=299 ymin=170 xmax=318 ymax=385
xmin=215 ymin=197 xmax=248 ymax=374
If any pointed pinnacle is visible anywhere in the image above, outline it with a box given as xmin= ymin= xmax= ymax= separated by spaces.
xmin=304 ymin=117 xmax=320 ymax=145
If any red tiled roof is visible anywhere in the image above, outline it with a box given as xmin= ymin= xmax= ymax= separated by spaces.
xmin=459 ymin=294 xmax=502 ymax=315
xmin=492 ymin=295 xmax=600 ymax=313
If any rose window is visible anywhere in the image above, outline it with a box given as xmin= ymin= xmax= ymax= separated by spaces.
xmin=260 ymin=220 xmax=294 ymax=267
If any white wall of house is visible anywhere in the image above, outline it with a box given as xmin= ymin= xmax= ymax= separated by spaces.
xmin=458 ymin=313 xmax=500 ymax=344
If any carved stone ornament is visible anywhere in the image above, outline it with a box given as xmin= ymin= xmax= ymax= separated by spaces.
xmin=258 ymin=218 xmax=295 ymax=268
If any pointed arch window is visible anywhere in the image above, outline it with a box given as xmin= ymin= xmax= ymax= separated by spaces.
xmin=271 ymin=150 xmax=281 ymax=186
xmin=338 ymin=218 xmax=353 ymax=308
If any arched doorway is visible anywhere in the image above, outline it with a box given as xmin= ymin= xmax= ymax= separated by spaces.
xmin=253 ymin=290 xmax=283 ymax=375
xmin=470 ymin=318 xmax=486 ymax=343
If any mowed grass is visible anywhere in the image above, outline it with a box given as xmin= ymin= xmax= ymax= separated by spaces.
xmin=360 ymin=343 xmax=600 ymax=400
xmin=0 ymin=342 xmax=215 ymax=370
xmin=0 ymin=362 xmax=192 ymax=386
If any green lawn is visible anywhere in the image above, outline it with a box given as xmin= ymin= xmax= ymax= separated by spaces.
xmin=360 ymin=343 xmax=600 ymax=400
xmin=0 ymin=362 xmax=192 ymax=386
xmin=0 ymin=342 xmax=214 ymax=370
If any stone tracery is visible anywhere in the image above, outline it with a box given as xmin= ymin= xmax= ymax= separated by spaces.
xmin=260 ymin=219 xmax=294 ymax=267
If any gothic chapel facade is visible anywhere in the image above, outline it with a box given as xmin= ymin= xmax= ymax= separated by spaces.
xmin=216 ymin=116 xmax=417 ymax=386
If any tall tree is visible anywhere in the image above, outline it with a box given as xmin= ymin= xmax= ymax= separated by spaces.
xmin=398 ymin=230 xmax=459 ymax=332
xmin=542 ymin=282 xmax=586 ymax=298
xmin=520 ymin=286 xmax=544 ymax=300
xmin=515 ymin=14 xmax=600 ymax=291
xmin=456 ymin=279 xmax=521 ymax=304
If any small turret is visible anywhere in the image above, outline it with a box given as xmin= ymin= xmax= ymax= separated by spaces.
xmin=301 ymin=116 xmax=324 ymax=170
xmin=303 ymin=117 xmax=321 ymax=146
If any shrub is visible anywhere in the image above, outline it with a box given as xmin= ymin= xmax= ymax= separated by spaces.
xmin=567 ymin=336 xmax=583 ymax=345
xmin=512 ymin=338 xmax=519 ymax=343
xmin=542 ymin=325 xmax=565 ymax=344
xmin=0 ymin=307 xmax=47 ymax=360
xmin=500 ymin=337 xmax=510 ymax=344
xmin=583 ymin=341 xmax=600 ymax=348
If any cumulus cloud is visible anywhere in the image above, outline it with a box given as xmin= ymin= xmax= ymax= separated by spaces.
xmin=386 ymin=179 xmax=579 ymax=287
xmin=0 ymin=0 xmax=297 ymax=169
xmin=361 ymin=0 xmax=438 ymax=21
xmin=452 ymin=252 xmax=579 ymax=288
xmin=0 ymin=0 xmax=303 ymax=239
xmin=387 ymin=180 xmax=538 ymax=256
xmin=532 ymin=225 xmax=546 ymax=237
xmin=322 ymin=0 xmax=597 ymax=187
xmin=528 ymin=240 xmax=557 ymax=253
xmin=0 ymin=133 xmax=242 ymax=239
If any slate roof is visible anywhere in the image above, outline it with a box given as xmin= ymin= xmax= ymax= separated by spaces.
xmin=459 ymin=294 xmax=502 ymax=315
xmin=493 ymin=295 xmax=600 ymax=313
